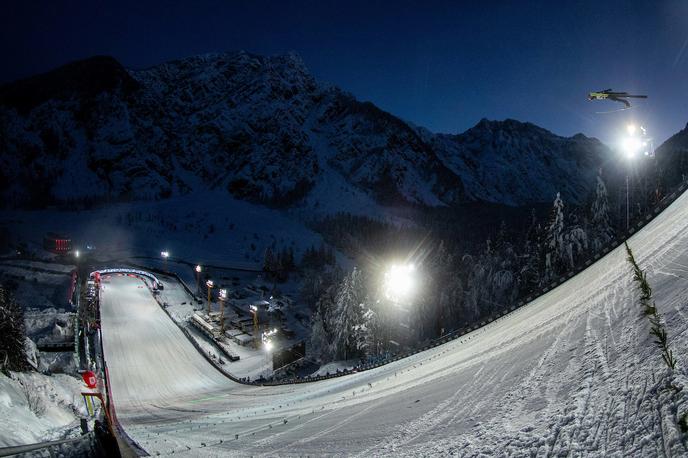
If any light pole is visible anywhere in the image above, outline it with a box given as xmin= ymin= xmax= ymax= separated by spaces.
xmin=250 ymin=304 xmax=259 ymax=345
xmin=219 ymin=288 xmax=227 ymax=333
xmin=382 ymin=263 xmax=417 ymax=351
xmin=626 ymin=174 xmax=630 ymax=231
xmin=262 ymin=328 xmax=277 ymax=377
xmin=206 ymin=279 xmax=214 ymax=315
xmin=620 ymin=123 xmax=652 ymax=231
xmin=161 ymin=251 xmax=170 ymax=273
xmin=195 ymin=265 xmax=202 ymax=296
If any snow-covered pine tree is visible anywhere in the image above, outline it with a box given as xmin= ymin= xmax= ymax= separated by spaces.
xmin=544 ymin=192 xmax=566 ymax=280
xmin=462 ymin=252 xmax=487 ymax=323
xmin=358 ymin=307 xmax=379 ymax=356
xmin=0 ymin=286 xmax=30 ymax=373
xmin=490 ymin=221 xmax=519 ymax=308
xmin=590 ymin=174 xmax=615 ymax=251
xmin=332 ymin=268 xmax=367 ymax=361
xmin=564 ymin=212 xmax=589 ymax=269
xmin=308 ymin=308 xmax=330 ymax=363
xmin=520 ymin=208 xmax=544 ymax=291
xmin=312 ymin=278 xmax=340 ymax=363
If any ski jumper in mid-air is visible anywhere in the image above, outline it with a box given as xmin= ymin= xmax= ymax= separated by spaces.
xmin=588 ymin=88 xmax=647 ymax=112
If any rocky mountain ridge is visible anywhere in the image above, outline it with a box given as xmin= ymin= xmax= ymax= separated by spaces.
xmin=0 ymin=52 xmax=649 ymax=211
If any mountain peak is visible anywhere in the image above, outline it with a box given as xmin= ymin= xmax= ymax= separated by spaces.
xmin=468 ymin=117 xmax=552 ymax=139
xmin=0 ymin=51 xmax=632 ymax=211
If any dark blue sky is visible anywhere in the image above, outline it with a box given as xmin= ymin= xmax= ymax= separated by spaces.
xmin=2 ymin=0 xmax=687 ymax=144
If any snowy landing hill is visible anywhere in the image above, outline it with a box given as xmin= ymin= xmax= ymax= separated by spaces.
xmin=1 ymin=52 xmax=620 ymax=212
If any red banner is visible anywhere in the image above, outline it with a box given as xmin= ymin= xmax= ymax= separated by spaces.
xmin=82 ymin=370 xmax=97 ymax=389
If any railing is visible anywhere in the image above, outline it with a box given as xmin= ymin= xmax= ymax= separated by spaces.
xmin=90 ymin=268 xmax=163 ymax=290
xmin=0 ymin=435 xmax=94 ymax=457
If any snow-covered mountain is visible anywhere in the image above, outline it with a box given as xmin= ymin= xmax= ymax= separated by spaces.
xmin=0 ymin=52 xmax=617 ymax=210
xmin=428 ymin=119 xmax=613 ymax=206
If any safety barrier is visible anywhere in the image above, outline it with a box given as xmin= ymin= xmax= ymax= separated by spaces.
xmin=0 ymin=435 xmax=95 ymax=457
xmin=90 ymin=268 xmax=163 ymax=290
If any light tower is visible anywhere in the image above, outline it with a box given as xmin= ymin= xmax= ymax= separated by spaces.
xmin=620 ymin=123 xmax=653 ymax=231
xmin=161 ymin=251 xmax=170 ymax=273
xmin=381 ymin=262 xmax=418 ymax=352
xmin=218 ymin=288 xmax=227 ymax=333
xmin=195 ymin=265 xmax=202 ymax=296
xmin=206 ymin=279 xmax=214 ymax=315
xmin=250 ymin=304 xmax=259 ymax=346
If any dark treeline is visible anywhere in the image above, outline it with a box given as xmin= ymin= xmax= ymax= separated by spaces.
xmin=305 ymin=163 xmax=681 ymax=365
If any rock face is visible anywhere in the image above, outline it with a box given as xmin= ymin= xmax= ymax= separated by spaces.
xmin=0 ymin=52 xmax=619 ymax=210
xmin=429 ymin=119 xmax=611 ymax=207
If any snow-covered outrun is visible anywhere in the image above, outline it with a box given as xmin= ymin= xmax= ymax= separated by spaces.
xmin=99 ymin=187 xmax=688 ymax=456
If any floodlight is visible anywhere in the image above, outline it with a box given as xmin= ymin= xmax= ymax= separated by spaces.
xmin=383 ymin=263 xmax=416 ymax=301
xmin=621 ymin=136 xmax=642 ymax=158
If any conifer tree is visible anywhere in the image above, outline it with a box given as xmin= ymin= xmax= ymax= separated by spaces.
xmin=0 ymin=286 xmax=29 ymax=373
xmin=563 ymin=212 xmax=589 ymax=269
xmin=332 ymin=268 xmax=367 ymax=360
xmin=590 ymin=174 xmax=615 ymax=251
xmin=312 ymin=281 xmax=338 ymax=363
xmin=544 ymin=192 xmax=565 ymax=280
xmin=521 ymin=208 xmax=544 ymax=291
xmin=358 ymin=307 xmax=380 ymax=355
xmin=309 ymin=308 xmax=329 ymax=363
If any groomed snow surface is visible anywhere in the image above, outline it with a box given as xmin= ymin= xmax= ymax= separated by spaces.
xmin=99 ymin=191 xmax=688 ymax=456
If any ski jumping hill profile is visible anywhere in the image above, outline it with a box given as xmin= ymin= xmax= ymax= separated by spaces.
xmin=99 ymin=186 xmax=688 ymax=456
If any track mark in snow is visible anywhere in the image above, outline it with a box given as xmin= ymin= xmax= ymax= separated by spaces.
xmin=273 ymin=397 xmax=386 ymax=452
xmin=357 ymin=365 xmax=486 ymax=456
xmin=253 ymin=410 xmax=333 ymax=448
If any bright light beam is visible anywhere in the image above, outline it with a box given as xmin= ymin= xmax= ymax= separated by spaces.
xmin=621 ymin=136 xmax=643 ymax=159
xmin=383 ymin=263 xmax=416 ymax=302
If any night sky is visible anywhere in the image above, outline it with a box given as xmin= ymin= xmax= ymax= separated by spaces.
xmin=2 ymin=0 xmax=687 ymax=145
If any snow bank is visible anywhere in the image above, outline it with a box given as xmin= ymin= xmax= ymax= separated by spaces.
xmin=0 ymin=371 xmax=90 ymax=447
xmin=310 ymin=360 xmax=357 ymax=377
